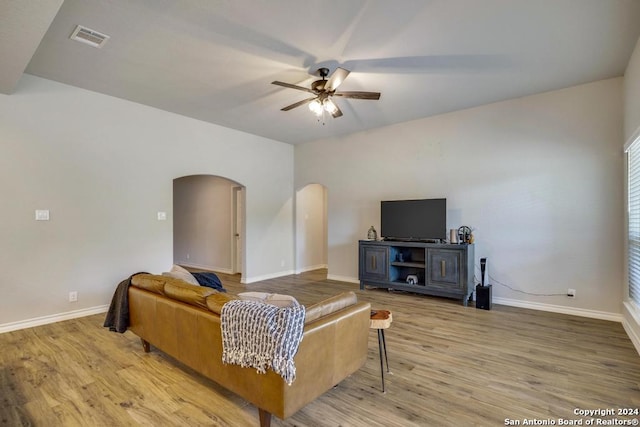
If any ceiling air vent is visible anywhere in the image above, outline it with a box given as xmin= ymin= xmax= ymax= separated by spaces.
xmin=69 ymin=25 xmax=110 ymax=48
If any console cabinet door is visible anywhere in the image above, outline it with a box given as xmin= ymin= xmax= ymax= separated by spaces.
xmin=360 ymin=245 xmax=388 ymax=281
xmin=428 ymin=249 xmax=462 ymax=287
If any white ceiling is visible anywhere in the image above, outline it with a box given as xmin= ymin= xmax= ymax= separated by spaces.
xmin=3 ymin=0 xmax=640 ymax=145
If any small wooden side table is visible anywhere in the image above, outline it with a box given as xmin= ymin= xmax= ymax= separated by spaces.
xmin=370 ymin=309 xmax=392 ymax=393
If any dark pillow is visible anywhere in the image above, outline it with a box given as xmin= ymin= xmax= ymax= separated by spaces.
xmin=192 ymin=272 xmax=226 ymax=292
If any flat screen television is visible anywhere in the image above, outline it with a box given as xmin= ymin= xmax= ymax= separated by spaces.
xmin=380 ymin=198 xmax=446 ymax=242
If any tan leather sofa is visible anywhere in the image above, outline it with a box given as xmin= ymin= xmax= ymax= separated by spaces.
xmin=127 ymin=274 xmax=371 ymax=427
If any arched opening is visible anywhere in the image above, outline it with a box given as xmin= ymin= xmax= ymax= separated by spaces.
xmin=173 ymin=175 xmax=245 ymax=278
xmin=295 ymin=183 xmax=328 ymax=274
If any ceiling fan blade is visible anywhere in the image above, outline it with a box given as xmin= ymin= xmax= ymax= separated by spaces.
xmin=281 ymin=97 xmax=317 ymax=111
xmin=334 ymin=91 xmax=381 ymax=100
xmin=324 ymin=67 xmax=350 ymax=92
xmin=340 ymin=54 xmax=513 ymax=74
xmin=331 ymin=103 xmax=343 ymax=118
xmin=272 ymin=81 xmax=315 ymax=94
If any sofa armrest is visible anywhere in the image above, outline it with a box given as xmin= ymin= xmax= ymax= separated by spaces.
xmin=304 ymin=291 xmax=358 ymax=324
xmin=280 ymin=300 xmax=370 ymax=418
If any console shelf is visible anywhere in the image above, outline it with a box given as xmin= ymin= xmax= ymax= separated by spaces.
xmin=390 ymin=261 xmax=425 ymax=268
xmin=358 ymin=240 xmax=474 ymax=306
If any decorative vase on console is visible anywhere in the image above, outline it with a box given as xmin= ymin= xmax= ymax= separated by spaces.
xmin=367 ymin=226 xmax=378 ymax=241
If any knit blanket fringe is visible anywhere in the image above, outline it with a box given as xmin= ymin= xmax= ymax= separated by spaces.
xmin=221 ymin=300 xmax=306 ymax=385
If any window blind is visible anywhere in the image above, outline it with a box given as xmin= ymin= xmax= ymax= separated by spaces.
xmin=628 ymin=141 xmax=640 ymax=304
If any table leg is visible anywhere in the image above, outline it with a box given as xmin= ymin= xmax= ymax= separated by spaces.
xmin=381 ymin=329 xmax=390 ymax=373
xmin=378 ymin=329 xmax=385 ymax=393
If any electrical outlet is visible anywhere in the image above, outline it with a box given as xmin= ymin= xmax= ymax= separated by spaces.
xmin=567 ymin=288 xmax=576 ymax=298
xmin=35 ymin=210 xmax=50 ymax=221
xmin=69 ymin=291 xmax=78 ymax=302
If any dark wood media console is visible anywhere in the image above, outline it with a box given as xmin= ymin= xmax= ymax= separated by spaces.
xmin=358 ymin=240 xmax=475 ymax=306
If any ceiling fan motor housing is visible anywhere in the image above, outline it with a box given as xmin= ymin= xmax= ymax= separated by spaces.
xmin=311 ymin=79 xmax=327 ymax=92
xmin=312 ymin=68 xmax=331 ymax=92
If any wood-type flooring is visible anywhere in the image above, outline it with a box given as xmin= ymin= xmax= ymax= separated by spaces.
xmin=1 ymin=269 xmax=639 ymax=426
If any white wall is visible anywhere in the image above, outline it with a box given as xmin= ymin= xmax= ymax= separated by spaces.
xmin=0 ymin=75 xmax=294 ymax=328
xmin=625 ymin=36 xmax=640 ymax=142
xmin=295 ymin=184 xmax=327 ymax=273
xmin=173 ymin=175 xmax=237 ymax=273
xmin=623 ymin=36 xmax=640 ymax=350
xmin=296 ymin=78 xmax=624 ymax=317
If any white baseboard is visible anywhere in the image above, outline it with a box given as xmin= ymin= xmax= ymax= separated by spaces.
xmin=327 ymin=274 xmax=360 ymax=284
xmin=328 ymin=275 xmax=623 ymax=322
xmin=243 ymin=269 xmax=296 ymax=284
xmin=179 ymin=262 xmax=233 ymax=274
xmin=0 ymin=281 xmax=625 ymax=345
xmin=622 ymin=302 xmax=640 ymax=355
xmin=492 ymin=297 xmax=622 ymax=322
xmin=0 ymin=304 xmax=109 ymax=334
xmin=295 ymin=264 xmax=328 ymax=274
xmin=622 ymin=320 xmax=640 ymax=356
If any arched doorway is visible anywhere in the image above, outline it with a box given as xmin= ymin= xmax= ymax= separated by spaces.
xmin=295 ymin=183 xmax=328 ymax=274
xmin=173 ymin=175 xmax=245 ymax=277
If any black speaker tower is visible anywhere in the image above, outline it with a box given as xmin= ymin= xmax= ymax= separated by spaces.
xmin=475 ymin=257 xmax=492 ymax=310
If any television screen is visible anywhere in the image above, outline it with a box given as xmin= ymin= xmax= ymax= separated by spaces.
xmin=380 ymin=198 xmax=446 ymax=241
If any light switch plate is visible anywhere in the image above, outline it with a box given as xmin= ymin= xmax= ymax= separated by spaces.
xmin=157 ymin=211 xmax=167 ymax=221
xmin=35 ymin=210 xmax=50 ymax=221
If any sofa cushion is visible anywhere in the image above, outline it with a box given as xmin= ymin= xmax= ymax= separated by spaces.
xmin=164 ymin=280 xmax=218 ymax=309
xmin=130 ymin=274 xmax=166 ymax=295
xmin=304 ymin=291 xmax=358 ymax=324
xmin=205 ymin=292 xmax=238 ymax=314
xmin=238 ymin=292 xmax=299 ymax=308
xmin=162 ymin=270 xmax=200 ymax=286
xmin=170 ymin=264 xmax=191 ymax=274
xmin=160 ymin=265 xmax=200 ymax=286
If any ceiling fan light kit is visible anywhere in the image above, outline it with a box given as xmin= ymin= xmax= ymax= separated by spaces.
xmin=272 ymin=67 xmax=380 ymax=120
xmin=309 ymin=98 xmax=338 ymax=116
xmin=308 ymin=99 xmax=322 ymax=115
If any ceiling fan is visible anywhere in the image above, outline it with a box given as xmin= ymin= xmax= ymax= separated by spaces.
xmin=271 ymin=67 xmax=380 ymax=118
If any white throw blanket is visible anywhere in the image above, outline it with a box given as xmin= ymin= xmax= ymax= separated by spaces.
xmin=221 ymin=300 xmax=306 ymax=385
